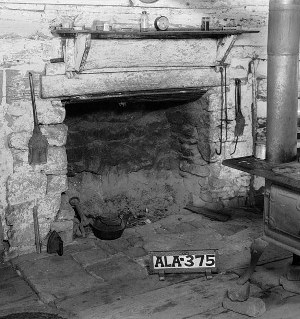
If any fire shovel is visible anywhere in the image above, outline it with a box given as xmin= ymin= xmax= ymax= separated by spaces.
xmin=28 ymin=72 xmax=48 ymax=165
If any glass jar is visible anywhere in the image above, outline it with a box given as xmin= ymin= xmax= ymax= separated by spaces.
xmin=140 ymin=11 xmax=149 ymax=32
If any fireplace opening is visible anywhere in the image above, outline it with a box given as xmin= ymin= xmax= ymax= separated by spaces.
xmin=63 ymin=94 xmax=211 ymax=232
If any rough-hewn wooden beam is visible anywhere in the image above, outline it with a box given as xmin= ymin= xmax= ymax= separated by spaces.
xmin=84 ymin=39 xmax=217 ymax=70
xmin=41 ymin=67 xmax=220 ymax=99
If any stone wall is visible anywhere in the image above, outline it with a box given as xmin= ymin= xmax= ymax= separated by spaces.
xmin=0 ymin=0 xmax=269 ymax=257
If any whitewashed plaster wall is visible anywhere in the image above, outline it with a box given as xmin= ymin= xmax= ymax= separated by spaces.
xmin=0 ymin=0 xmax=269 ymax=256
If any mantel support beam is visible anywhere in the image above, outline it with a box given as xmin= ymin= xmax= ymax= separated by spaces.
xmin=63 ymin=34 xmax=92 ymax=76
xmin=216 ymin=35 xmax=237 ymax=65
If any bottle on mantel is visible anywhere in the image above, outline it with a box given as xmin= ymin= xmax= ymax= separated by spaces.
xmin=140 ymin=11 xmax=149 ymax=32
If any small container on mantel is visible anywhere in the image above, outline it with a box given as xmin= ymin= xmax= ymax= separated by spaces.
xmin=140 ymin=11 xmax=149 ymax=32
xmin=255 ymin=141 xmax=266 ymax=160
xmin=61 ymin=18 xmax=74 ymax=29
xmin=201 ymin=17 xmax=210 ymax=31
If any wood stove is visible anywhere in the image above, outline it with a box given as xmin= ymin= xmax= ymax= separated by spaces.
xmin=223 ymin=156 xmax=300 ymax=255
xmin=223 ymin=0 xmax=300 ymax=258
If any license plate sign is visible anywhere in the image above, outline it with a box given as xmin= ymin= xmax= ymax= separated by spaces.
xmin=149 ymin=250 xmax=218 ymax=274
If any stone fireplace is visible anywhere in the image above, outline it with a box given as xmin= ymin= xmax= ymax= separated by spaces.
xmin=3 ymin=68 xmax=254 ymax=258
xmin=0 ymin=1 xmax=266 ymax=259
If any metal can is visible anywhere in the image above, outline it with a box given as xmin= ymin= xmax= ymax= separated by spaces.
xmin=201 ymin=17 xmax=210 ymax=31
xmin=103 ymin=22 xmax=111 ymax=31
xmin=255 ymin=142 xmax=266 ymax=160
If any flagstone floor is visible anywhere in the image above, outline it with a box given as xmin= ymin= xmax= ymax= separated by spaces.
xmin=1 ymin=207 xmax=300 ymax=319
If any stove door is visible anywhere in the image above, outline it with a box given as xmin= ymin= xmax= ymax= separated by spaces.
xmin=264 ymin=182 xmax=300 ymax=254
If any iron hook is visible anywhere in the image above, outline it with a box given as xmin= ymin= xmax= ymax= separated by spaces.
xmin=230 ymin=137 xmax=239 ymax=155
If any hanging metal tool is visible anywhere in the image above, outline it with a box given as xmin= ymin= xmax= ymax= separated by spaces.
xmin=231 ymin=78 xmax=245 ymax=155
xmin=224 ymin=65 xmax=229 ymax=141
xmin=215 ymin=66 xmax=224 ymax=155
xmin=28 ymin=72 xmax=48 ymax=165
xmin=215 ymin=64 xmax=229 ymax=155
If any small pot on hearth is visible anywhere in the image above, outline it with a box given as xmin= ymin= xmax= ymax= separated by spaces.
xmin=69 ymin=197 xmax=131 ymax=240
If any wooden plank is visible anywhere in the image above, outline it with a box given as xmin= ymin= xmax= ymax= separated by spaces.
xmin=0 ymin=0 xmax=269 ymax=8
xmin=223 ymin=156 xmax=300 ymax=192
xmin=67 ymin=87 xmax=207 ymax=103
xmin=41 ymin=67 xmax=220 ymax=99
xmin=84 ymin=38 xmax=217 ymax=70
xmin=45 ymin=62 xmax=66 ymax=75
xmin=53 ymin=29 xmax=258 ymax=39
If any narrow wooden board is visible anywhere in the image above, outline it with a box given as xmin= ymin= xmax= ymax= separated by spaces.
xmin=41 ymin=67 xmax=220 ymax=99
xmin=84 ymin=38 xmax=217 ymax=70
xmin=223 ymin=156 xmax=300 ymax=192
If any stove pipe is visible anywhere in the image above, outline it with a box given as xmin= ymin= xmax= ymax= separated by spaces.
xmin=266 ymin=0 xmax=300 ymax=164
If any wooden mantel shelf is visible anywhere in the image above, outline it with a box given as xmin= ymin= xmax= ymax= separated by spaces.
xmin=52 ymin=28 xmax=259 ymax=40
xmin=42 ymin=28 xmax=259 ymax=100
xmin=223 ymin=156 xmax=300 ymax=192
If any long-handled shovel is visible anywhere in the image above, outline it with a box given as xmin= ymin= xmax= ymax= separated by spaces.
xmin=28 ymin=72 xmax=48 ymax=165
xmin=230 ymin=78 xmax=245 ymax=155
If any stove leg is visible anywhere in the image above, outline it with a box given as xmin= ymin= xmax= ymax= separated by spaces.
xmin=286 ymin=254 xmax=300 ymax=281
xmin=292 ymin=254 xmax=300 ymax=266
xmin=237 ymin=237 xmax=269 ymax=285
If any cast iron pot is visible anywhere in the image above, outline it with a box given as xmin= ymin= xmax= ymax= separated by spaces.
xmin=69 ymin=197 xmax=131 ymax=240
xmin=90 ymin=214 xmax=130 ymax=240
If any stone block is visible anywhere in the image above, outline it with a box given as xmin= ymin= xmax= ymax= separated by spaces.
xmin=37 ymin=194 xmax=61 ymax=220
xmin=6 ymin=200 xmax=56 ymax=247
xmin=256 ymin=60 xmax=267 ymax=78
xmin=11 ymin=147 xmax=67 ymax=175
xmin=7 ymin=171 xmax=47 ymax=205
xmin=208 ymin=177 xmax=231 ymax=189
xmin=251 ymin=268 xmax=280 ymax=290
xmin=6 ymin=201 xmax=34 ymax=226
xmin=71 ymin=248 xmax=110 ymax=267
xmin=6 ymin=101 xmax=30 ymax=117
xmin=180 ymin=161 xmax=210 ymax=177
xmin=126 ymin=235 xmax=144 ymax=247
xmin=227 ymin=282 xmax=250 ymax=302
xmin=43 ymin=147 xmax=68 ymax=174
xmin=6 ymin=69 xmax=32 ymax=105
xmin=9 ymin=102 xmax=66 ymax=132
xmin=45 ymin=62 xmax=66 ymax=76
xmin=257 ymin=100 xmax=267 ymax=118
xmin=56 ymin=193 xmax=75 ymax=221
xmin=223 ymin=297 xmax=266 ymax=317
xmin=11 ymin=149 xmax=32 ymax=173
xmin=50 ymin=100 xmax=63 ymax=107
xmin=257 ymin=78 xmax=267 ymax=100
xmin=125 ymin=247 xmax=147 ymax=258
xmin=37 ymin=103 xmax=66 ymax=125
xmin=199 ymin=191 xmax=213 ymax=203
xmin=40 ymin=124 xmax=68 ymax=146
xmin=85 ymin=253 xmax=147 ymax=282
xmin=10 ymin=113 xmax=34 ymax=133
xmin=50 ymin=220 xmax=73 ymax=233
xmin=8 ymin=125 xmax=67 ymax=150
xmin=50 ymin=220 xmax=73 ymax=244
xmin=192 ymin=195 xmax=224 ymax=211
xmin=8 ymin=131 xmax=31 ymax=150
xmin=280 ymin=276 xmax=300 ymax=294
xmin=7 ymin=224 xmax=35 ymax=247
xmin=12 ymin=255 xmax=104 ymax=299
xmin=47 ymin=174 xmax=68 ymax=195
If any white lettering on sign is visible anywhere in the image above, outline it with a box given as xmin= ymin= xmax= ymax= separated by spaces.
xmin=153 ymin=254 xmax=215 ymax=269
